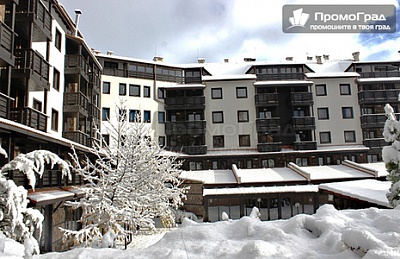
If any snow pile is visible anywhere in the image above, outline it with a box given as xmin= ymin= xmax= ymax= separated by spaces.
xmin=10 ymin=204 xmax=395 ymax=258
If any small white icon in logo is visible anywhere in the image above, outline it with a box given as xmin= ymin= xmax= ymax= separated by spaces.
xmin=287 ymin=8 xmax=310 ymax=30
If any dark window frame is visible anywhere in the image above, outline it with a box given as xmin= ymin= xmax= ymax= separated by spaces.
xmin=102 ymin=107 xmax=110 ymax=121
xmin=213 ymin=135 xmax=225 ymax=148
xmin=317 ymin=107 xmax=329 ymax=120
xmin=238 ymin=110 xmax=249 ymax=122
xmin=129 ymin=84 xmax=141 ymax=97
xmin=344 ymin=130 xmax=356 ymax=143
xmin=342 ymin=107 xmax=354 ymax=119
xmin=236 ymin=87 xmax=248 ymax=98
xmin=51 ymin=108 xmax=58 ymax=131
xmin=212 ymin=111 xmax=224 ymax=123
xmin=103 ymin=82 xmax=111 ymax=94
xmin=119 ymin=83 xmax=127 ymax=96
xmin=319 ymin=132 xmax=331 ymax=144
xmin=144 ymin=86 xmax=151 ymax=98
xmin=340 ymin=84 xmax=351 ymax=95
xmin=211 ymin=88 xmax=223 ymax=99
xmin=239 ymin=135 xmax=251 ymax=147
xmin=315 ymin=84 xmax=327 ymax=96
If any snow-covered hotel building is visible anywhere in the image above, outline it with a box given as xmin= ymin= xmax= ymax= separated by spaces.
xmin=0 ymin=0 xmax=397 ymax=252
xmin=97 ymin=53 xmax=397 ymax=169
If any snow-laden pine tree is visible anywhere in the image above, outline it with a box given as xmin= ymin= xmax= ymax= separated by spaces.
xmin=62 ymin=104 xmax=186 ymax=246
xmin=382 ymin=103 xmax=400 ymax=207
xmin=0 ymin=149 xmax=71 ymax=258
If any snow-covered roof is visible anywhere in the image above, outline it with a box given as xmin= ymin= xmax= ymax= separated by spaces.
xmin=203 ymin=185 xmax=319 ymax=196
xmin=357 ymin=77 xmax=400 ymax=83
xmin=202 ymin=74 xmax=256 ymax=81
xmin=300 ymin=165 xmax=374 ymax=181
xmin=28 ymin=189 xmax=75 ymax=206
xmin=179 ymin=170 xmax=237 ymax=184
xmin=254 ymin=80 xmax=313 ymax=86
xmin=235 ymin=167 xmax=306 ymax=184
xmin=319 ymin=179 xmax=391 ymax=208
xmin=305 ymin=72 xmax=359 ymax=78
xmin=356 ymin=162 xmax=387 ymax=177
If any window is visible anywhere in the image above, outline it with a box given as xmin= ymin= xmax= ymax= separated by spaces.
xmin=262 ymin=159 xmax=275 ymax=168
xmin=212 ymin=111 xmax=224 ymax=123
xmin=211 ymin=88 xmax=222 ymax=99
xmin=320 ymin=132 xmax=331 ymax=144
xmin=129 ymin=110 xmax=140 ymax=122
xmin=315 ymin=84 xmax=327 ymax=96
xmin=53 ymin=68 xmax=60 ymax=91
xmin=129 ymin=84 xmax=140 ymax=97
xmin=144 ymin=86 xmax=151 ymax=98
xmin=236 ymin=87 xmax=247 ymax=98
xmin=213 ymin=135 xmax=224 ymax=148
xmin=238 ymin=110 xmax=249 ymax=122
xmin=158 ymin=88 xmax=165 ymax=99
xmin=295 ymin=158 xmax=308 ymax=166
xmin=340 ymin=84 xmax=351 ymax=95
xmin=119 ymin=83 xmax=126 ymax=96
xmin=189 ymin=162 xmax=202 ymax=170
xmin=103 ymin=82 xmax=110 ymax=94
xmin=239 ymin=135 xmax=250 ymax=147
xmin=159 ymin=136 xmax=165 ymax=147
xmin=158 ymin=111 xmax=165 ymax=123
xmin=344 ymin=131 xmax=356 ymax=142
xmin=33 ymin=99 xmax=42 ymax=112
xmin=102 ymin=107 xmax=110 ymax=121
xmin=55 ymin=28 xmax=62 ymax=51
xmin=51 ymin=109 xmax=58 ymax=131
xmin=144 ymin=110 xmax=151 ymax=123
xmin=342 ymin=107 xmax=354 ymax=119
xmin=317 ymin=108 xmax=329 ymax=120
xmin=102 ymin=134 xmax=110 ymax=147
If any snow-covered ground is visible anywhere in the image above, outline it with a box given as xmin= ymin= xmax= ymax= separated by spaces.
xmin=2 ymin=204 xmax=400 ymax=258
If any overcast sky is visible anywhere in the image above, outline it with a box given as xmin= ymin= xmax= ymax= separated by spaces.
xmin=60 ymin=0 xmax=400 ymax=64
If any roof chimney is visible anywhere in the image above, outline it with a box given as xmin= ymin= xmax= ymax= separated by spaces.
xmin=323 ymin=54 xmax=329 ymax=61
xmin=198 ymin=58 xmax=205 ymax=64
xmin=224 ymin=58 xmax=229 ymax=63
xmin=352 ymin=52 xmax=360 ymax=61
xmin=244 ymin=57 xmax=256 ymax=62
xmin=153 ymin=56 xmax=164 ymax=62
xmin=307 ymin=56 xmax=313 ymax=61
xmin=315 ymin=55 xmax=322 ymax=64
xmin=286 ymin=57 xmax=293 ymax=61
xmin=74 ymin=9 xmax=82 ymax=37
xmin=91 ymin=49 xmax=101 ymax=55
xmin=107 ymin=50 xmax=114 ymax=56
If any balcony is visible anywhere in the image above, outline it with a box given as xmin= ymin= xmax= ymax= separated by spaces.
xmin=63 ymin=131 xmax=89 ymax=147
xmin=164 ymin=96 xmax=205 ymax=110
xmin=65 ymin=55 xmax=89 ymax=81
xmin=294 ymin=141 xmax=317 ymax=150
xmin=88 ymin=103 xmax=101 ymax=121
xmin=16 ymin=0 xmax=52 ymax=41
xmin=257 ymin=142 xmax=282 ymax=152
xmin=0 ymin=21 xmax=14 ymax=66
xmin=255 ymin=93 xmax=279 ymax=106
xmin=291 ymin=92 xmax=313 ymax=105
xmin=0 ymin=92 xmax=11 ymax=119
xmin=360 ymin=114 xmax=393 ymax=128
xmin=358 ymin=71 xmax=400 ymax=78
xmin=257 ymin=73 xmax=304 ymax=81
xmin=165 ymin=121 xmax=206 ymax=135
xmin=358 ymin=90 xmax=400 ymax=104
xmin=13 ymin=49 xmax=50 ymax=90
xmin=89 ymin=70 xmax=101 ymax=93
xmin=292 ymin=116 xmax=315 ymax=130
xmin=63 ymin=92 xmax=89 ymax=117
xmin=168 ymin=145 xmax=207 ymax=155
xmin=10 ymin=107 xmax=47 ymax=132
xmin=256 ymin=118 xmax=280 ymax=132
xmin=363 ymin=138 xmax=389 ymax=149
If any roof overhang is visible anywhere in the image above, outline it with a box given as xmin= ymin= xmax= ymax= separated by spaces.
xmin=254 ymin=80 xmax=313 ymax=86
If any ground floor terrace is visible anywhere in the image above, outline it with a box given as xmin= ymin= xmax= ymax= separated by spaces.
xmin=180 ymin=161 xmax=390 ymax=222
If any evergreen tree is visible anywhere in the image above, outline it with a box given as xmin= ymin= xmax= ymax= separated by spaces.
xmin=62 ymin=105 xmax=186 ymax=246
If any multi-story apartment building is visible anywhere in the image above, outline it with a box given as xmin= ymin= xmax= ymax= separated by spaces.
xmin=97 ymin=53 xmax=386 ymax=171
xmin=0 ymin=0 xmax=101 ymax=252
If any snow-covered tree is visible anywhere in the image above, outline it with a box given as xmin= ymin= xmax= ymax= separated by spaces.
xmin=62 ymin=104 xmax=187 ymax=246
xmin=0 ymin=149 xmax=71 ymax=258
xmin=382 ymin=103 xmax=400 ymax=207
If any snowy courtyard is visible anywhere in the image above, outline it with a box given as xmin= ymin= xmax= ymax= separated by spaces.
xmin=1 ymin=204 xmax=400 ymax=258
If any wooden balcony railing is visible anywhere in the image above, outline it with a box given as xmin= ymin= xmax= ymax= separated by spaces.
xmin=256 ymin=118 xmax=280 ymax=132
xmin=255 ymin=93 xmax=279 ymax=106
xmin=292 ymin=116 xmax=316 ymax=129
xmin=165 ymin=121 xmax=206 ymax=135
xmin=358 ymin=71 xmax=400 ymax=78
xmin=257 ymin=142 xmax=282 ymax=152
xmin=63 ymin=131 xmax=89 ymax=147
xmin=10 ymin=107 xmax=47 ymax=132
xmin=14 ymin=49 xmax=50 ymax=84
xmin=358 ymin=90 xmax=400 ymax=104
xmin=165 ymin=96 xmax=205 ymax=109
xmin=291 ymin=92 xmax=313 ymax=105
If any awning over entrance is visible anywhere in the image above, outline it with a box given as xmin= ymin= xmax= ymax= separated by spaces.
xmin=28 ymin=186 xmax=84 ymax=207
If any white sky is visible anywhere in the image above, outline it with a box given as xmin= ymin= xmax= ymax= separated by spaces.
xmin=60 ymin=0 xmax=400 ymax=64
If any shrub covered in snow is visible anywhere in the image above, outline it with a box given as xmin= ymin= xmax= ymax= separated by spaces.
xmin=0 ymin=149 xmax=71 ymax=258
xmin=382 ymin=103 xmax=400 ymax=207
